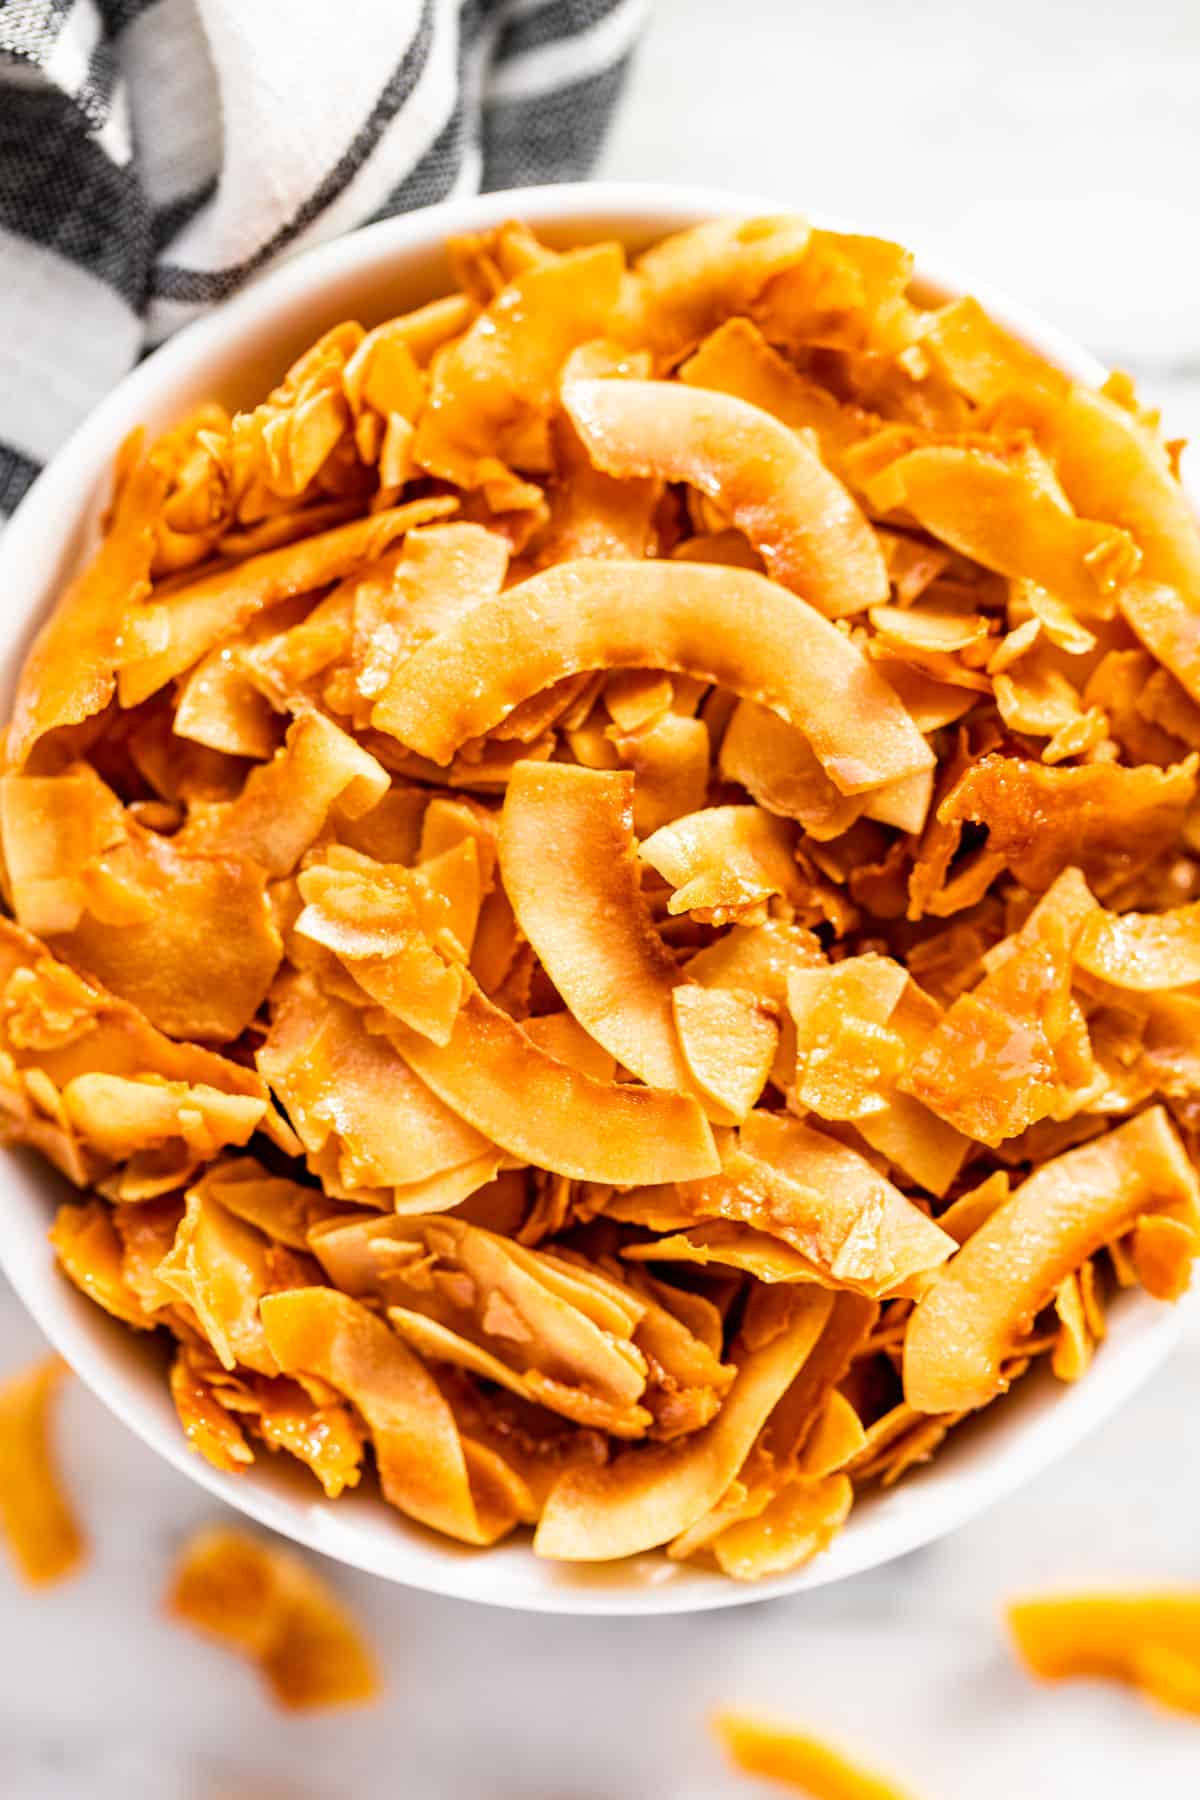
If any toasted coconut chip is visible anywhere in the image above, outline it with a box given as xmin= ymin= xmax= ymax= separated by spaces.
xmin=118 ymin=499 xmax=454 ymax=707
xmin=1075 ymin=902 xmax=1200 ymax=991
xmin=175 ymin=712 xmax=388 ymax=878
xmin=1009 ymin=1590 xmax=1200 ymax=1719
xmin=499 ymin=763 xmax=694 ymax=1093
xmin=534 ymin=1286 xmax=832 ymax=1560
xmin=435 ymin=1368 xmax=607 ymax=1518
xmin=173 ymin=1343 xmax=366 ymax=1496
xmin=616 ymin=215 xmax=811 ymax=360
xmin=868 ymin=446 xmax=1139 ymax=620
xmin=413 ymin=242 xmax=624 ymax=488
xmin=235 ymin=582 xmax=353 ymax=713
xmin=603 ymin=668 xmax=674 ymax=734
xmin=993 ymin=646 xmax=1087 ymax=740
xmin=787 ymin=954 xmax=908 ymax=1122
xmin=620 ymin=1219 xmax=825 ymax=1284
xmin=935 ymin=753 xmax=1197 ymax=896
xmin=193 ymin=1156 xmax=344 ymax=1249
xmin=617 ymin=1115 xmax=953 ymax=1298
xmin=156 ymin=1185 xmax=316 ymax=1374
xmin=798 ymin=1389 xmax=870 ymax=1478
xmin=862 ymin=767 xmax=933 ymax=835
xmin=168 ymin=1526 xmax=378 ymax=1710
xmin=257 ymin=974 xmax=491 ymax=1194
xmin=111 ymin=1196 xmax=187 ymax=1318
xmin=4 ymin=763 xmax=282 ymax=1042
xmin=719 ymin=701 xmax=865 ymax=839
xmin=317 ymin=1216 xmax=665 ymax=1440
xmin=752 ymin=227 xmax=917 ymax=357
xmin=679 ymin=316 xmax=874 ymax=477
xmin=921 ymin=294 xmax=1067 ymax=408
xmin=54 ymin=827 xmax=280 ymax=1042
xmin=901 ymin=869 xmax=1098 ymax=1146
xmin=372 ymin=558 xmax=933 ymax=796
xmin=685 ymin=919 xmax=826 ymax=1001
xmin=50 ymin=1198 xmax=157 ymax=1327
xmin=62 ymin=1070 xmax=262 ymax=1160
xmin=1036 ymin=383 xmax=1200 ymax=702
xmin=168 ymin=1343 xmax=256 ymax=1473
xmin=936 ymin=1171 xmax=1011 ymax=1246
xmin=640 ymin=805 xmax=808 ymax=925
xmin=708 ymin=1472 xmax=854 ymax=1581
xmin=686 ymin=1112 xmax=955 ymax=1298
xmin=672 ymin=985 xmax=779 ymax=1122
xmin=295 ymin=847 xmax=472 ymax=1045
xmin=8 ymin=453 xmax=166 ymax=768
xmin=1 ymin=770 xmax=127 ymax=934
xmin=0 ymin=1357 xmax=86 ymax=1586
xmin=173 ymin=648 xmax=281 ymax=759
xmin=539 ymin=360 xmax=659 ymax=566
xmin=351 ymin=522 xmax=509 ymax=716
xmin=392 ymin=1150 xmax=509 ymax=1216
xmin=259 ymin=1286 xmax=520 ymax=1544
xmin=869 ymin=601 xmax=990 ymax=657
xmin=380 ymin=980 xmax=718 ymax=1184
xmin=0 ymin=918 xmax=266 ymax=1167
xmin=904 ymin=1105 xmax=1200 ymax=1412
xmin=870 ymin=656 xmax=979 ymax=732
xmin=564 ymin=379 xmax=886 ymax=618
xmin=609 ymin=711 xmax=711 ymax=835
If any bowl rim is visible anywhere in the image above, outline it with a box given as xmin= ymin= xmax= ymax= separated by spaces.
xmin=0 ymin=178 xmax=1187 ymax=1615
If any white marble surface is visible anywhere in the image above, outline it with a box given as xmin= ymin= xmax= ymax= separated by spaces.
xmin=7 ymin=2 xmax=1200 ymax=1794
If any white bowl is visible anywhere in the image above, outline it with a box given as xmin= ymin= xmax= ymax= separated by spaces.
xmin=0 ymin=182 xmax=1188 ymax=1614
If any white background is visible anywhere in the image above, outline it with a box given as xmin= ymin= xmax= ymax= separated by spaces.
xmin=5 ymin=1 xmax=1200 ymax=1794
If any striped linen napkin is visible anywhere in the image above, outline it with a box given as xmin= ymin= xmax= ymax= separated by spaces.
xmin=0 ymin=0 xmax=646 ymax=514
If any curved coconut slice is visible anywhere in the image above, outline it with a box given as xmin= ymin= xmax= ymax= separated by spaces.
xmin=372 ymin=559 xmax=933 ymax=796
xmin=904 ymin=1106 xmax=1200 ymax=1413
xmin=534 ymin=1286 xmax=832 ymax=1561
xmin=499 ymin=762 xmax=693 ymax=1095
xmin=259 ymin=1287 xmax=518 ymax=1545
xmin=563 ymin=379 xmax=886 ymax=618
xmin=378 ymin=983 xmax=719 ymax=1186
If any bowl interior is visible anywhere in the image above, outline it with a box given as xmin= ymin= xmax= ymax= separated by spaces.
xmin=0 ymin=182 xmax=1184 ymax=1613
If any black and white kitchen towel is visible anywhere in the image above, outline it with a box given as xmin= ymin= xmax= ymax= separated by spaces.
xmin=0 ymin=0 xmax=646 ymax=515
